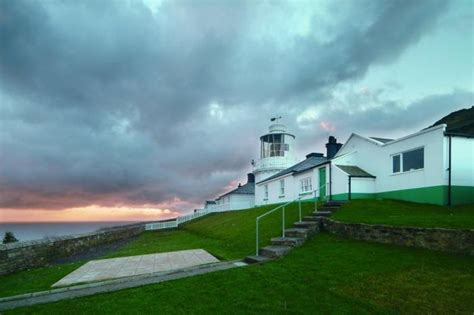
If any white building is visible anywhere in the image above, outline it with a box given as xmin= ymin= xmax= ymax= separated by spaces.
xmin=328 ymin=124 xmax=473 ymax=205
xmin=258 ymin=123 xmax=473 ymax=206
xmin=255 ymin=152 xmax=328 ymax=205
xmin=205 ymin=173 xmax=255 ymax=212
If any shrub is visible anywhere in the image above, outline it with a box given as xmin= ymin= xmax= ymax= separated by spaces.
xmin=3 ymin=231 xmax=19 ymax=244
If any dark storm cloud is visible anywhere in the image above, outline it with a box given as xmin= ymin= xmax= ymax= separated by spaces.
xmin=0 ymin=0 xmax=459 ymax=211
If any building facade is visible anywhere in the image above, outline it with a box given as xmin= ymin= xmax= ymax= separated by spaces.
xmin=204 ymin=173 xmax=256 ymax=212
xmin=329 ymin=124 xmax=473 ymax=205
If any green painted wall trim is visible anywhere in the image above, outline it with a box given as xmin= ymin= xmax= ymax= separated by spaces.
xmin=331 ymin=185 xmax=474 ymax=206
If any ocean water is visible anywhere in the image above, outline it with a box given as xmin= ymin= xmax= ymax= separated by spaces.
xmin=0 ymin=222 xmax=138 ymax=243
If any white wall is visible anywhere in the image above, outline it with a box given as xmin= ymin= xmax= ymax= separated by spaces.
xmin=210 ymin=193 xmax=254 ymax=211
xmin=351 ymin=177 xmax=376 ymax=194
xmin=294 ymin=170 xmax=317 ymax=201
xmin=333 ymin=125 xmax=447 ymax=194
xmin=331 ymin=165 xmax=349 ymax=196
xmin=451 ymin=136 xmax=474 ymax=187
xmin=255 ymin=168 xmax=324 ymax=206
xmin=255 ymin=174 xmax=293 ymax=205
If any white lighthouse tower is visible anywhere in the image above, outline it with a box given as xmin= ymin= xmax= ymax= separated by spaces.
xmin=252 ymin=117 xmax=297 ymax=183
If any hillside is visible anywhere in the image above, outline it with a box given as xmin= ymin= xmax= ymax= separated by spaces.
xmin=430 ymin=106 xmax=474 ymax=135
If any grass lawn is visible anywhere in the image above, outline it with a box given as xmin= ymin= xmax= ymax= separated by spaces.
xmin=332 ymin=199 xmax=474 ymax=229
xmin=0 ymin=201 xmax=315 ymax=298
xmin=6 ymin=233 xmax=474 ymax=314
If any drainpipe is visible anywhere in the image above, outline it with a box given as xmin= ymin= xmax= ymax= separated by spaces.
xmin=329 ymin=161 xmax=332 ymax=201
xmin=448 ymin=135 xmax=452 ymax=206
xmin=348 ymin=176 xmax=352 ymax=200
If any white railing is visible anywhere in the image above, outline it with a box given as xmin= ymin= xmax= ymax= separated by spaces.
xmin=313 ymin=183 xmax=327 ymax=212
xmin=253 ymin=156 xmax=297 ymax=171
xmin=177 ymin=209 xmax=211 ymax=224
xmin=255 ymin=197 xmax=303 ymax=256
xmin=145 ymin=209 xmax=211 ymax=231
xmin=145 ymin=220 xmax=178 ymax=230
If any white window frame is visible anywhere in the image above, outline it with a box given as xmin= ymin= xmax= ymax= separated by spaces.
xmin=391 ymin=146 xmax=425 ymax=174
xmin=279 ymin=179 xmax=285 ymax=196
xmin=300 ymin=177 xmax=312 ymax=193
xmin=264 ymin=184 xmax=268 ymax=200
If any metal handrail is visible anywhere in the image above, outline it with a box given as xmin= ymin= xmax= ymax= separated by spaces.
xmin=313 ymin=183 xmax=327 ymax=212
xmin=255 ymin=197 xmax=302 ymax=256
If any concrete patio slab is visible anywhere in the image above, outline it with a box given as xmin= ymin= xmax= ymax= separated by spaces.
xmin=52 ymin=249 xmax=219 ymax=287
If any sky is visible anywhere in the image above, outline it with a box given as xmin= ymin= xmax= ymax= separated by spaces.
xmin=0 ymin=0 xmax=473 ymax=222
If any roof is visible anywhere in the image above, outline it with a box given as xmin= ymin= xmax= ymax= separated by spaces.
xmin=257 ymin=156 xmax=328 ymax=184
xmin=218 ymin=181 xmax=255 ymax=199
xmin=336 ymin=165 xmax=375 ymax=178
xmin=369 ymin=137 xmax=393 ymax=144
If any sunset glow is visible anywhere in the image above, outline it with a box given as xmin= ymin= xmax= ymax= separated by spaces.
xmin=0 ymin=206 xmax=181 ymax=223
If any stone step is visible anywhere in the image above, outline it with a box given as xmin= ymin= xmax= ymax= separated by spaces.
xmin=312 ymin=211 xmax=332 ymax=217
xmin=244 ymin=255 xmax=272 ymax=264
xmin=293 ymin=221 xmax=319 ymax=229
xmin=302 ymin=216 xmax=320 ymax=222
xmin=324 ymin=201 xmax=345 ymax=207
xmin=259 ymin=245 xmax=292 ymax=258
xmin=271 ymin=237 xmax=304 ymax=247
xmin=319 ymin=206 xmax=340 ymax=212
xmin=284 ymin=228 xmax=310 ymax=239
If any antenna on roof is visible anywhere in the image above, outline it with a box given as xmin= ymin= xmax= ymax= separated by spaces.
xmin=270 ymin=116 xmax=282 ymax=122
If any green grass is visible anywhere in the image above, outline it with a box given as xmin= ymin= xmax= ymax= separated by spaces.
xmin=0 ymin=201 xmax=315 ymax=298
xmin=0 ymin=262 xmax=82 ymax=298
xmin=332 ymin=199 xmax=474 ymax=229
xmin=7 ymin=233 xmax=474 ymax=314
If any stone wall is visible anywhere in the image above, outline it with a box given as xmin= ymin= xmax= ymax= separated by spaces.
xmin=0 ymin=224 xmax=145 ymax=276
xmin=320 ymin=218 xmax=474 ymax=255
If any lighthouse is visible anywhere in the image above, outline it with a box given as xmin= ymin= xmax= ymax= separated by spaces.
xmin=252 ymin=117 xmax=298 ymax=183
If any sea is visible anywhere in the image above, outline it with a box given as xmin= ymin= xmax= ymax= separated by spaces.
xmin=0 ymin=222 xmax=138 ymax=243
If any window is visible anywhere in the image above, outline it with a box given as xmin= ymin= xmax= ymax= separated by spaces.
xmin=300 ymin=177 xmax=312 ymax=193
xmin=279 ymin=179 xmax=285 ymax=196
xmin=403 ymin=148 xmax=424 ymax=172
xmin=392 ymin=154 xmax=401 ymax=173
xmin=392 ymin=147 xmax=424 ymax=174
xmin=264 ymin=184 xmax=268 ymax=199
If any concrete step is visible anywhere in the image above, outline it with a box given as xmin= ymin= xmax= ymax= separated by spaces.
xmin=259 ymin=245 xmax=292 ymax=258
xmin=319 ymin=206 xmax=340 ymax=212
xmin=312 ymin=211 xmax=332 ymax=217
xmin=271 ymin=237 xmax=304 ymax=247
xmin=302 ymin=216 xmax=320 ymax=222
xmin=293 ymin=221 xmax=319 ymax=229
xmin=284 ymin=228 xmax=310 ymax=239
xmin=244 ymin=255 xmax=272 ymax=264
xmin=324 ymin=201 xmax=346 ymax=207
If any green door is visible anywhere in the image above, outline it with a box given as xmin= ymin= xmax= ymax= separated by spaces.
xmin=318 ymin=167 xmax=326 ymax=201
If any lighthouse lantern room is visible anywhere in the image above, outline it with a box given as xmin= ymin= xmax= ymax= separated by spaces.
xmin=252 ymin=117 xmax=297 ymax=183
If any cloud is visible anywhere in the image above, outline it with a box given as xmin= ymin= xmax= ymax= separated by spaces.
xmin=0 ymin=0 xmax=465 ymax=214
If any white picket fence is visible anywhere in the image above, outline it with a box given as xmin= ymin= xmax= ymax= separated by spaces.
xmin=145 ymin=209 xmax=211 ymax=231
xmin=145 ymin=201 xmax=255 ymax=231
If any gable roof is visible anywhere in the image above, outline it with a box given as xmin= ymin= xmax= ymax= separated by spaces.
xmin=369 ymin=137 xmax=393 ymax=144
xmin=257 ymin=156 xmax=328 ymax=184
xmin=336 ymin=165 xmax=375 ymax=178
xmin=217 ymin=181 xmax=255 ymax=199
